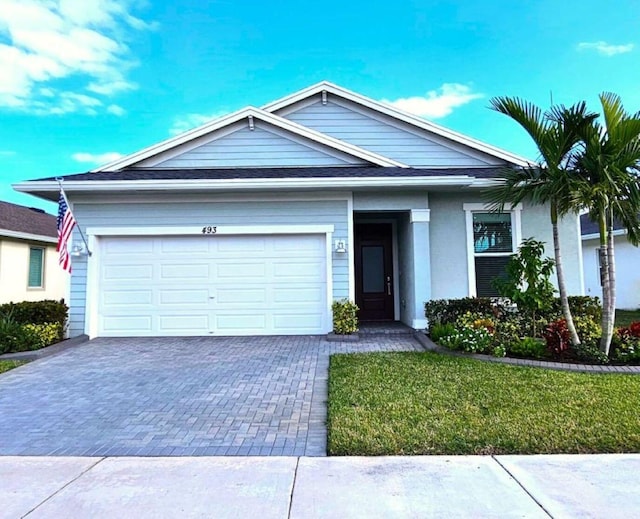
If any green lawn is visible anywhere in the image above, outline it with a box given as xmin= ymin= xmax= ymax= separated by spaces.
xmin=0 ymin=360 xmax=25 ymax=375
xmin=616 ymin=309 xmax=640 ymax=328
xmin=328 ymin=352 xmax=640 ymax=456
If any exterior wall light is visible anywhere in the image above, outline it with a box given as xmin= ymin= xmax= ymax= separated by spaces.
xmin=334 ymin=239 xmax=347 ymax=253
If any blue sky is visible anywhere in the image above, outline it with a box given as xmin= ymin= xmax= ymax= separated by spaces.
xmin=1 ymin=0 xmax=639 ymax=213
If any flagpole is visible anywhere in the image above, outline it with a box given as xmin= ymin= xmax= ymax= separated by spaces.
xmin=56 ymin=177 xmax=92 ymax=256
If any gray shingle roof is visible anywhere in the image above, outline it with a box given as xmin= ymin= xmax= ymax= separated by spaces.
xmin=580 ymin=213 xmax=626 ymax=236
xmin=0 ymin=201 xmax=57 ymax=238
xmin=40 ymin=166 xmax=508 ymax=182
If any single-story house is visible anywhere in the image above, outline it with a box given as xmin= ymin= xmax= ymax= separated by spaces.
xmin=581 ymin=213 xmax=639 ymax=310
xmin=14 ymin=81 xmax=584 ymax=338
xmin=0 ymin=201 xmax=67 ymax=304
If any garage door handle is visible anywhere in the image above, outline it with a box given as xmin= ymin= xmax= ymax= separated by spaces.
xmin=209 ymin=296 xmax=215 ymax=299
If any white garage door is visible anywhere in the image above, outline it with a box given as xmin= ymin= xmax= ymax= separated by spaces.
xmin=97 ymin=234 xmax=328 ymax=336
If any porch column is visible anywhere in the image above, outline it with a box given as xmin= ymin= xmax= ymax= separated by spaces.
xmin=410 ymin=209 xmax=431 ymax=329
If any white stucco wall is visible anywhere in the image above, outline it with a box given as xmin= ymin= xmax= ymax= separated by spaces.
xmin=0 ymin=238 xmax=68 ymax=304
xmin=583 ymin=235 xmax=639 ymax=310
xmin=429 ymin=193 xmax=584 ymax=300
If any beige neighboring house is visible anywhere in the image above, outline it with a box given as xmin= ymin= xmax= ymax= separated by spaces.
xmin=0 ymin=201 xmax=67 ymax=304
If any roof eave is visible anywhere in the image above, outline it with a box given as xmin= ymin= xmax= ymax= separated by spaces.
xmin=14 ymin=176 xmax=476 ymax=197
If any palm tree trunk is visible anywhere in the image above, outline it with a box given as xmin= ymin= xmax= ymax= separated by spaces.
xmin=598 ymin=214 xmax=612 ymax=354
xmin=551 ymin=205 xmax=580 ymax=345
xmin=604 ymin=216 xmax=616 ymax=355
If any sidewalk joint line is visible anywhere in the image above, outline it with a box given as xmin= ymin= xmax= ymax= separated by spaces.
xmin=22 ymin=457 xmax=106 ymax=518
xmin=287 ymin=456 xmax=301 ymax=519
xmin=492 ymin=456 xmax=554 ymax=518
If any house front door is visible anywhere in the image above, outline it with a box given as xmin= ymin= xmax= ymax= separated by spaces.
xmin=355 ymin=223 xmax=394 ymax=321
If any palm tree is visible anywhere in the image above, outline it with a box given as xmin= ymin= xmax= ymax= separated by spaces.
xmin=571 ymin=93 xmax=640 ymax=354
xmin=484 ymin=98 xmax=597 ymax=346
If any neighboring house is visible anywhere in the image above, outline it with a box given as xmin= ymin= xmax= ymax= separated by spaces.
xmin=14 ymin=81 xmax=584 ymax=338
xmin=581 ymin=213 xmax=639 ymax=310
xmin=0 ymin=201 xmax=67 ymax=304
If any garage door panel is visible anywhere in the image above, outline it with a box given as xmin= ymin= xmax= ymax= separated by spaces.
xmin=216 ymin=237 xmax=267 ymax=253
xmin=273 ymin=261 xmax=324 ymax=279
xmin=98 ymin=234 xmax=328 ymax=336
xmin=104 ymin=238 xmax=153 ymax=254
xmin=273 ymin=287 xmax=323 ymax=303
xmin=216 ymin=262 xmax=266 ymax=278
xmin=160 ymin=237 xmax=210 ymax=253
xmin=104 ymin=265 xmax=153 ymax=281
xmin=216 ymin=288 xmax=267 ymax=304
xmin=216 ymin=314 xmax=266 ymax=331
xmin=103 ymin=290 xmax=153 ymax=305
xmin=158 ymin=314 xmax=210 ymax=332
xmin=102 ymin=315 xmax=152 ymax=332
xmin=273 ymin=313 xmax=324 ymax=331
xmin=159 ymin=289 xmax=210 ymax=305
xmin=160 ymin=264 xmax=210 ymax=280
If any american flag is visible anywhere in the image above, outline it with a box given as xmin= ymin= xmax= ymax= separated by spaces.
xmin=57 ymin=191 xmax=76 ymax=273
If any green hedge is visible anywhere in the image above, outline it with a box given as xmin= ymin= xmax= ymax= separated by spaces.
xmin=0 ymin=299 xmax=68 ymax=342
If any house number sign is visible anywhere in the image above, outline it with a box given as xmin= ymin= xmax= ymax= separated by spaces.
xmin=201 ymin=226 xmax=218 ymax=234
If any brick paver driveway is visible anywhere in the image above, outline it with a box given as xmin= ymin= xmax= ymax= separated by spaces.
xmin=0 ymin=335 xmax=422 ymax=456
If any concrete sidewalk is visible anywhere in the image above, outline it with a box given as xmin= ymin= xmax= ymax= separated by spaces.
xmin=2 ymin=454 xmax=638 ymax=518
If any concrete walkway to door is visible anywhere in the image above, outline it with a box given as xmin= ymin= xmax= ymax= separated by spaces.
xmin=0 ymin=334 xmax=422 ymax=457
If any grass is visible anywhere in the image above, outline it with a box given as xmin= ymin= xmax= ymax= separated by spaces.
xmin=0 ymin=360 xmax=25 ymax=375
xmin=328 ymin=352 xmax=640 ymax=456
xmin=616 ymin=309 xmax=640 ymax=328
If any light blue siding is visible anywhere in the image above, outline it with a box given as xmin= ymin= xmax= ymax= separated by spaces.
xmin=148 ymin=123 xmax=366 ymax=168
xmin=68 ymin=197 xmax=349 ymax=337
xmin=282 ymin=100 xmax=503 ymax=167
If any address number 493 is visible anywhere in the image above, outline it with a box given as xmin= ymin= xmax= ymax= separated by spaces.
xmin=202 ymin=226 xmax=217 ymax=234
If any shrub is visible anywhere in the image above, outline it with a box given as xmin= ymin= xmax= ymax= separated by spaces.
xmin=572 ymin=343 xmax=610 ymax=365
xmin=0 ymin=313 xmax=39 ymax=354
xmin=542 ymin=296 xmax=602 ymax=323
xmin=507 ymin=336 xmax=547 ymax=359
xmin=439 ymin=326 xmax=493 ymax=354
xmin=0 ymin=300 xmax=68 ymax=341
xmin=544 ymin=319 xmax=571 ymax=355
xmin=22 ymin=322 xmax=63 ymax=349
xmin=494 ymin=238 xmax=556 ymax=337
xmin=332 ymin=299 xmax=359 ymax=335
xmin=429 ymin=322 xmax=457 ymax=342
xmin=611 ymin=322 xmax=640 ymax=363
xmin=572 ymin=315 xmax=602 ymax=345
xmin=425 ymin=298 xmax=502 ymax=328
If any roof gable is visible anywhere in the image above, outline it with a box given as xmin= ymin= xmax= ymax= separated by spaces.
xmin=263 ymin=81 xmax=532 ymax=168
xmin=97 ymin=107 xmax=406 ymax=172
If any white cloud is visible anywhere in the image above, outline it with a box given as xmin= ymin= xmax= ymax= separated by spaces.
xmin=106 ymin=104 xmax=126 ymax=116
xmin=72 ymin=151 xmax=124 ymax=164
xmin=577 ymin=41 xmax=634 ymax=56
xmin=0 ymin=0 xmax=152 ymax=114
xmin=169 ymin=111 xmax=228 ymax=135
xmin=381 ymin=83 xmax=483 ymax=119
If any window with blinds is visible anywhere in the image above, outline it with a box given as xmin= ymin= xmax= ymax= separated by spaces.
xmin=28 ymin=247 xmax=44 ymax=288
xmin=472 ymin=212 xmax=514 ymax=297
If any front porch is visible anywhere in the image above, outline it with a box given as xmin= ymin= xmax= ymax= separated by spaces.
xmin=353 ymin=209 xmax=430 ymax=330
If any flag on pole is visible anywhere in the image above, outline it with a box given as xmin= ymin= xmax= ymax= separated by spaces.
xmin=57 ymin=190 xmax=76 ymax=273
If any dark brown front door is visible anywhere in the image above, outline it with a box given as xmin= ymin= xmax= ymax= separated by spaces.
xmin=355 ymin=223 xmax=394 ymax=321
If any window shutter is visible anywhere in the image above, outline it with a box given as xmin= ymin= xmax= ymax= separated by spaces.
xmin=28 ymin=248 xmax=44 ymax=288
xmin=475 ymin=256 xmax=510 ymax=297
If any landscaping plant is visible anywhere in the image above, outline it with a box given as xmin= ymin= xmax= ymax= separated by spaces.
xmin=494 ymin=237 xmax=556 ymax=338
xmin=332 ymin=299 xmax=359 ymax=335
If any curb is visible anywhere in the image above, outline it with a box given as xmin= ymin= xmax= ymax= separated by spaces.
xmin=0 ymin=335 xmax=90 ymax=362
xmin=413 ymin=331 xmax=640 ymax=374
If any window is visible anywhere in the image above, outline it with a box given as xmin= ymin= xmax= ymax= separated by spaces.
xmin=464 ymin=204 xmax=521 ymax=297
xmin=28 ymin=247 xmax=44 ymax=288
